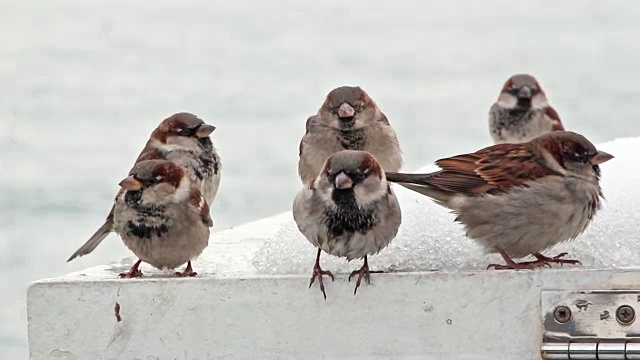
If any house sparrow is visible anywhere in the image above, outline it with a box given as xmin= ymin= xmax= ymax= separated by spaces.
xmin=293 ymin=150 xmax=402 ymax=298
xmin=113 ymin=159 xmax=212 ymax=278
xmin=135 ymin=112 xmax=221 ymax=205
xmin=298 ymin=86 xmax=403 ymax=185
xmin=386 ymin=131 xmax=613 ymax=270
xmin=489 ymin=74 xmax=564 ymax=144
xmin=67 ymin=112 xmax=221 ymax=263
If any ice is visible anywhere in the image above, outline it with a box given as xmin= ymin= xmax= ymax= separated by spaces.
xmin=251 ymin=137 xmax=640 ymax=274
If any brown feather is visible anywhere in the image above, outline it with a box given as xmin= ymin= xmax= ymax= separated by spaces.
xmin=390 ymin=143 xmax=560 ymax=196
xmin=135 ymin=148 xmax=162 ymax=163
xmin=545 ymin=106 xmax=565 ymax=131
xmin=190 ymin=188 xmax=213 ymax=227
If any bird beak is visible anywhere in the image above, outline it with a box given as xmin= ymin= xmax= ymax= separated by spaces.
xmin=518 ymin=86 xmax=532 ymax=99
xmin=335 ymin=172 xmax=353 ymax=189
xmin=590 ymin=150 xmax=614 ymax=165
xmin=196 ymin=124 xmax=216 ymax=138
xmin=338 ymin=103 xmax=355 ymax=118
xmin=119 ymin=176 xmax=143 ymax=191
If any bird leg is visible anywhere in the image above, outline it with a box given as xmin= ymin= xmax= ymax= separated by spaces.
xmin=348 ymin=256 xmax=382 ymax=295
xmin=309 ymin=248 xmax=334 ymax=300
xmin=118 ymin=259 xmax=144 ymax=278
xmin=175 ymin=261 xmax=198 ymax=277
xmin=486 ymin=249 xmax=551 ymax=270
xmin=533 ymin=252 xmax=581 ymax=266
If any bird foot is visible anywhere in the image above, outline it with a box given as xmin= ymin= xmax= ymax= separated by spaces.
xmin=118 ymin=260 xmax=144 ymax=278
xmin=309 ymin=265 xmax=334 ymax=300
xmin=118 ymin=268 xmax=144 ymax=278
xmin=174 ymin=269 xmax=198 ymax=277
xmin=486 ymin=260 xmax=550 ymax=271
xmin=348 ymin=264 xmax=382 ymax=295
xmin=534 ymin=252 xmax=581 ymax=267
xmin=174 ymin=261 xmax=198 ymax=277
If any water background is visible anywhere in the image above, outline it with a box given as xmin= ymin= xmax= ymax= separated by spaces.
xmin=2 ymin=1 xmax=640 ymax=358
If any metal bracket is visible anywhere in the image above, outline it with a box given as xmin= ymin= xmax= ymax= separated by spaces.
xmin=541 ymin=290 xmax=640 ymax=359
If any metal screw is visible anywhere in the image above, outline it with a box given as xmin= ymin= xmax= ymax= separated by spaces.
xmin=616 ymin=305 xmax=635 ymax=324
xmin=554 ymin=306 xmax=572 ymax=324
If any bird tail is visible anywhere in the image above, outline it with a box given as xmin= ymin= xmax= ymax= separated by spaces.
xmin=385 ymin=171 xmax=453 ymax=206
xmin=67 ymin=207 xmax=115 ymax=262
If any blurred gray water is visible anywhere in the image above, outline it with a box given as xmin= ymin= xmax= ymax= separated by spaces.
xmin=2 ymin=0 xmax=640 ymax=358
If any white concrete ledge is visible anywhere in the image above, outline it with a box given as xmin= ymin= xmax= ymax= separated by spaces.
xmin=28 ymin=266 xmax=640 ymax=360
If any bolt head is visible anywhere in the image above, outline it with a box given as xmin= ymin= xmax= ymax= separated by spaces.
xmin=616 ymin=305 xmax=635 ymax=325
xmin=554 ymin=306 xmax=572 ymax=324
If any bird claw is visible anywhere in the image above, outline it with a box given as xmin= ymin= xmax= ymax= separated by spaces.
xmin=118 ymin=268 xmax=144 ymax=278
xmin=348 ymin=261 xmax=381 ymax=295
xmin=309 ymin=266 xmax=334 ymax=300
xmin=487 ymin=250 xmax=581 ymax=271
xmin=486 ymin=261 xmax=548 ymax=271
xmin=118 ymin=260 xmax=144 ymax=278
xmin=174 ymin=270 xmax=198 ymax=277
xmin=534 ymin=252 xmax=581 ymax=266
xmin=174 ymin=261 xmax=198 ymax=277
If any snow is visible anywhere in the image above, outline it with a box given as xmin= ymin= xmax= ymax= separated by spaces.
xmin=251 ymin=137 xmax=639 ymax=275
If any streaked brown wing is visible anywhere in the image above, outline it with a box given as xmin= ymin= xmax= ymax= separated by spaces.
xmin=190 ymin=188 xmax=213 ymax=227
xmin=428 ymin=143 xmax=558 ymax=196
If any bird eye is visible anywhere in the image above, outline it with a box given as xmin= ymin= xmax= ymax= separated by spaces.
xmin=353 ymin=104 xmax=364 ymax=112
xmin=355 ymin=172 xmax=367 ymax=181
xmin=175 ymin=127 xmax=194 ymax=136
xmin=574 ymin=151 xmax=589 ymax=163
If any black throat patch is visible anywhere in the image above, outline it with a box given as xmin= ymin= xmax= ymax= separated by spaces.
xmin=125 ymin=204 xmax=171 ymax=239
xmin=337 ymin=128 xmax=366 ymax=150
xmin=506 ymin=107 xmax=531 ymax=126
xmin=323 ymin=189 xmax=376 ymax=238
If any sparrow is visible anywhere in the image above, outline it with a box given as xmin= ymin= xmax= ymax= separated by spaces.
xmin=67 ymin=112 xmax=220 ymax=263
xmin=136 ymin=112 xmax=221 ymax=205
xmin=385 ymin=131 xmax=613 ymax=270
xmin=113 ymin=159 xmax=212 ymax=278
xmin=489 ymin=74 xmax=565 ymax=144
xmin=293 ymin=150 xmax=402 ymax=298
xmin=298 ymin=86 xmax=403 ymax=185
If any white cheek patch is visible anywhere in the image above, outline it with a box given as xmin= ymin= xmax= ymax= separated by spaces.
xmin=496 ymin=93 xmax=517 ymax=108
xmin=159 ymin=143 xmax=184 ymax=153
xmin=162 ymin=136 xmax=200 ymax=152
xmin=173 ymin=177 xmax=191 ymax=203
xmin=355 ymin=179 xmax=388 ymax=207
xmin=541 ymin=151 xmax=568 ymax=176
xmin=531 ymin=93 xmax=550 ymax=109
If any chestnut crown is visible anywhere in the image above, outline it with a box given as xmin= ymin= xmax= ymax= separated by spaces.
xmin=322 ymin=150 xmax=383 ymax=188
xmin=501 ymin=74 xmax=544 ymax=99
xmin=533 ymin=131 xmax=613 ymax=172
xmin=322 ymin=86 xmax=372 ymax=115
xmin=152 ymin=112 xmax=215 ymax=143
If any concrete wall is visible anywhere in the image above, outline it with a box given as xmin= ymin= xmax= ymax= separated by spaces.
xmin=27 ymin=213 xmax=640 ymax=359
